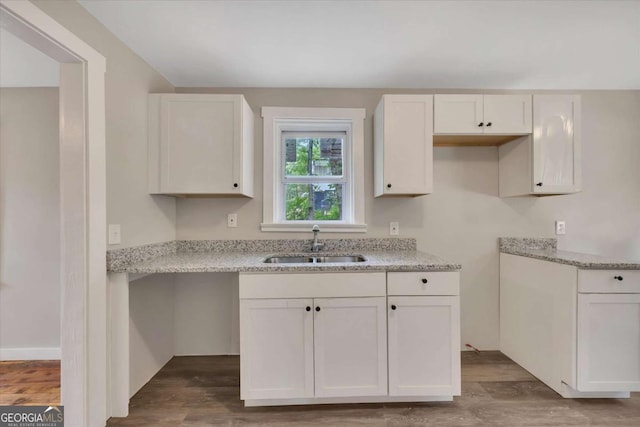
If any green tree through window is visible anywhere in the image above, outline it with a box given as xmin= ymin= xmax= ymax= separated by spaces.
xmin=284 ymin=137 xmax=343 ymax=221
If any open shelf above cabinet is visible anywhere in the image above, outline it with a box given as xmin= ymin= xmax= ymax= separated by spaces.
xmin=376 ymin=93 xmax=581 ymax=198
xmin=433 ymin=134 xmax=525 ymax=147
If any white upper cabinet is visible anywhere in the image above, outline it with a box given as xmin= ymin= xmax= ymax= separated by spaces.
xmin=374 ymin=95 xmax=433 ymax=197
xmin=532 ymin=95 xmax=581 ymax=195
xmin=148 ymin=94 xmax=254 ymax=197
xmin=434 ymin=94 xmax=483 ymax=134
xmin=434 ymin=94 xmax=532 ymax=135
xmin=483 ymin=95 xmax=532 ymax=134
xmin=499 ymin=95 xmax=581 ymax=197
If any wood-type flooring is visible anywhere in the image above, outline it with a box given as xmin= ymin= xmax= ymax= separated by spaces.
xmin=0 ymin=360 xmax=60 ymax=406
xmin=3 ymin=353 xmax=639 ymax=426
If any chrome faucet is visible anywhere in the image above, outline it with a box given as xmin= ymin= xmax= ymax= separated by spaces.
xmin=311 ymin=224 xmax=324 ymax=253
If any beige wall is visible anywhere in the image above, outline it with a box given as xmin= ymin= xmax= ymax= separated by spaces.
xmin=33 ymin=0 xmax=176 ymax=249
xmin=26 ymin=1 xmax=640 ymax=350
xmin=175 ymin=88 xmax=640 ymax=349
xmin=129 ymin=274 xmax=174 ymax=396
xmin=0 ymin=88 xmax=60 ymax=358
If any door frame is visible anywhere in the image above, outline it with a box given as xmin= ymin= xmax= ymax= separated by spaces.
xmin=0 ymin=1 xmax=106 ymax=425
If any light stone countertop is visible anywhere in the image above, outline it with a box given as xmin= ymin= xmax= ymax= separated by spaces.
xmin=499 ymin=237 xmax=640 ymax=270
xmin=107 ymin=238 xmax=462 ymax=273
xmin=112 ymin=250 xmax=461 ymax=274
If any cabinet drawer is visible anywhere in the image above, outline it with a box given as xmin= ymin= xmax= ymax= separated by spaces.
xmin=240 ymin=272 xmax=386 ymax=299
xmin=387 ymin=272 xmax=459 ymax=296
xmin=578 ymin=270 xmax=640 ymax=294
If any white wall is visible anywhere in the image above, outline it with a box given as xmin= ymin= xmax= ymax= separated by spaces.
xmin=0 ymin=88 xmax=60 ymax=360
xmin=26 ymin=1 xmax=177 ymax=379
xmin=0 ymin=29 xmax=59 ymax=88
xmin=33 ymin=0 xmax=177 ymax=249
xmin=129 ymin=274 xmax=174 ymax=396
xmin=173 ymin=273 xmax=239 ymax=356
xmin=174 ymin=88 xmax=640 ymax=351
xmin=28 ymin=3 xmax=640 ymax=355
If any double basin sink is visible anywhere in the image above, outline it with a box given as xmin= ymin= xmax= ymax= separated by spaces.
xmin=264 ymin=255 xmax=366 ymax=264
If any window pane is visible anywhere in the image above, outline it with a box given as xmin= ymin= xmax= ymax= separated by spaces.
xmin=284 ymin=137 xmax=343 ymax=177
xmin=284 ymin=183 xmax=343 ymax=221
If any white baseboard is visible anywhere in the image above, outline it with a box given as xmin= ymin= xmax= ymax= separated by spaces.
xmin=0 ymin=347 xmax=61 ymax=361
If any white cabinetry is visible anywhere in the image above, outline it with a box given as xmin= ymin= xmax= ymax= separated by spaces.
xmin=374 ymin=95 xmax=433 ymax=197
xmin=239 ymin=271 xmax=461 ymax=406
xmin=434 ymin=95 xmax=483 ymax=134
xmin=148 ymin=94 xmax=254 ymax=197
xmin=531 ymin=95 xmax=582 ymax=194
xmin=434 ymin=94 xmax=532 ymax=135
xmin=240 ymin=296 xmax=388 ymax=400
xmin=500 ymin=253 xmax=640 ymax=398
xmin=577 ymin=270 xmax=640 ymax=392
xmin=314 ymin=297 xmax=387 ymax=397
xmin=387 ymin=272 xmax=461 ymax=397
xmin=240 ymin=299 xmax=314 ymax=400
xmin=499 ymin=95 xmax=581 ymax=197
xmin=239 ymin=272 xmax=387 ymax=404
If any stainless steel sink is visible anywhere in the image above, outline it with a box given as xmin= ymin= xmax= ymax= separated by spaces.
xmin=264 ymin=255 xmax=366 ymax=264
xmin=315 ymin=256 xmax=366 ymax=263
xmin=263 ymin=256 xmax=315 ymax=264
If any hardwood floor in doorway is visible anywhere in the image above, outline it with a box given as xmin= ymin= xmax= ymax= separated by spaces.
xmin=106 ymin=352 xmax=640 ymax=426
xmin=0 ymin=360 xmax=60 ymax=406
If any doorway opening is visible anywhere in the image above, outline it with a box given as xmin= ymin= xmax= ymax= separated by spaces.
xmin=0 ymin=1 xmax=106 ymax=425
xmin=0 ymin=25 xmax=62 ymax=405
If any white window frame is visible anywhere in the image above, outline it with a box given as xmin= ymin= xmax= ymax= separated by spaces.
xmin=281 ymin=130 xmax=349 ymax=222
xmin=261 ymin=107 xmax=366 ymax=232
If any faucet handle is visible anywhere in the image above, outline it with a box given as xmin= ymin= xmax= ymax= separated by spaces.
xmin=312 ymin=224 xmax=320 ymax=232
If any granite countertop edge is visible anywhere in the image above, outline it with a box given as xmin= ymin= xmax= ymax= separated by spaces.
xmin=108 ymin=249 xmax=462 ymax=274
xmin=499 ymin=237 xmax=640 ymax=270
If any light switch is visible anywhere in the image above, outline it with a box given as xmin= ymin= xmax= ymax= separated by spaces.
xmin=108 ymin=224 xmax=121 ymax=245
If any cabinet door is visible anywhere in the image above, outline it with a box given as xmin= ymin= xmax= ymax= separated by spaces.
xmin=388 ymin=296 xmax=461 ymax=396
xmin=483 ymin=95 xmax=532 ymax=134
xmin=160 ymin=94 xmax=240 ymax=193
xmin=532 ymin=95 xmax=581 ymax=194
xmin=313 ymin=297 xmax=387 ymax=397
xmin=434 ymin=95 xmax=483 ymax=134
xmin=380 ymin=95 xmax=433 ymax=196
xmin=240 ymin=299 xmax=314 ymax=400
xmin=577 ymin=294 xmax=640 ymax=392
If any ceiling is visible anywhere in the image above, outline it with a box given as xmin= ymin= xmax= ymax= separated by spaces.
xmin=0 ymin=28 xmax=59 ymax=87
xmin=79 ymin=0 xmax=640 ymax=89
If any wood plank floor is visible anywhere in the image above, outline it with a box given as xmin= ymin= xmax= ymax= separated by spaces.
xmin=0 ymin=360 xmax=60 ymax=406
xmin=106 ymin=352 xmax=640 ymax=427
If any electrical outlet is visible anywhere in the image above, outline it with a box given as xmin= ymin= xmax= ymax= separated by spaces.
xmin=555 ymin=220 xmax=566 ymax=235
xmin=108 ymin=224 xmax=121 ymax=245
xmin=228 ymin=213 xmax=238 ymax=228
xmin=389 ymin=222 xmax=399 ymax=236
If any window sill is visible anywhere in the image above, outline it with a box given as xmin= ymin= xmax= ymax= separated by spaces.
xmin=260 ymin=223 xmax=367 ymax=233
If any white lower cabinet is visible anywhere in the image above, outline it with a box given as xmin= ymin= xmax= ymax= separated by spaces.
xmin=240 ymin=298 xmax=314 ymax=400
xmin=239 ymin=271 xmax=460 ymax=406
xmin=388 ymin=296 xmax=461 ymax=396
xmin=314 ymin=297 xmax=387 ymax=397
xmin=577 ymin=293 xmax=640 ymax=392
xmin=500 ymin=253 xmax=640 ymax=398
xmin=387 ymin=271 xmax=461 ymax=397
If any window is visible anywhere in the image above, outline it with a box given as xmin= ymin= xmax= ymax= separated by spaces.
xmin=261 ymin=107 xmax=366 ymax=232
xmin=283 ymin=132 xmax=346 ymax=221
